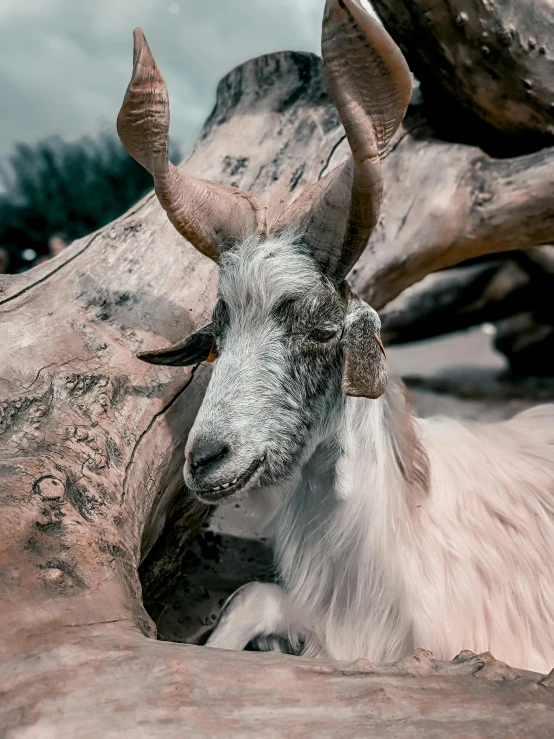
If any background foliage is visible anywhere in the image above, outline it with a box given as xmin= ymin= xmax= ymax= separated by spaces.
xmin=0 ymin=133 xmax=181 ymax=272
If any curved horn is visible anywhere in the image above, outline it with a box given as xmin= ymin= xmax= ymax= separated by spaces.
xmin=271 ymin=0 xmax=412 ymax=281
xmin=117 ymin=28 xmax=266 ymax=261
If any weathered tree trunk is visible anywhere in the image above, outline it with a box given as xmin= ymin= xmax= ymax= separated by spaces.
xmin=381 ymin=253 xmax=554 ymax=346
xmin=379 ymin=243 xmax=554 ymax=372
xmin=380 ymin=260 xmax=531 ymax=344
xmin=349 ymin=104 xmax=554 ymax=309
xmin=371 ymin=0 xmax=554 ymax=154
xmin=1 ymin=51 xmax=554 ymax=736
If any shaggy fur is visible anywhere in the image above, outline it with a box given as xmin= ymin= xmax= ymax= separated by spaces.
xmin=274 ymin=388 xmax=554 ymax=672
xmin=179 ymin=235 xmax=554 ymax=674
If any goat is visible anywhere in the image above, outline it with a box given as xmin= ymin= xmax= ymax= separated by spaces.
xmin=118 ymin=0 xmax=554 ymax=673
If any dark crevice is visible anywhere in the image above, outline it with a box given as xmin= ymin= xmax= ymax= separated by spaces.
xmin=318 ymin=134 xmax=347 ymax=180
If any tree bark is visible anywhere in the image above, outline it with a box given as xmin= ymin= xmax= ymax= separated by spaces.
xmin=350 ymin=106 xmax=554 ymax=309
xmin=371 ymin=0 xmax=554 ymax=155
xmin=1 ymin=50 xmax=554 ymax=735
xmin=380 ymin=260 xmax=530 ymax=344
xmin=2 ymin=638 xmax=553 ymax=737
xmin=380 ymin=254 xmax=554 ymax=347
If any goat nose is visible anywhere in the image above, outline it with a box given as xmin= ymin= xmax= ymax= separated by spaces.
xmin=188 ymin=437 xmax=230 ymax=472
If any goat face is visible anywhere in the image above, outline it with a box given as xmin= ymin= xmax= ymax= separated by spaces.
xmin=139 ymin=234 xmax=387 ymax=503
xmin=122 ymin=0 xmax=411 ymax=501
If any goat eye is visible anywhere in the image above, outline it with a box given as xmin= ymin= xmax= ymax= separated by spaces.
xmin=308 ymin=327 xmax=338 ymax=343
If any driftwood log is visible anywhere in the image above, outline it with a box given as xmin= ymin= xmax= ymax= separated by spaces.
xmin=381 ymin=250 xmax=553 ymax=334
xmin=2 ymin=43 xmax=554 ymax=736
xmin=380 ymin=251 xmax=554 ymax=375
xmin=380 ymin=260 xmax=532 ymax=345
xmin=371 ymin=0 xmax=554 ymax=154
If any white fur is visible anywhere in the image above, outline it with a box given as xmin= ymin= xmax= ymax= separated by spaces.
xmin=271 ymin=391 xmax=554 ymax=672
xmin=208 ymin=384 xmax=554 ymax=673
xmin=219 ymin=231 xmax=321 ymax=314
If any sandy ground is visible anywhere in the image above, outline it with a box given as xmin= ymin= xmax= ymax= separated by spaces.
xmin=152 ymin=327 xmax=552 ymax=644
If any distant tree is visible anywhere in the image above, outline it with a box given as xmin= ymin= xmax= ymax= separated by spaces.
xmin=0 ymin=131 xmax=181 ymax=272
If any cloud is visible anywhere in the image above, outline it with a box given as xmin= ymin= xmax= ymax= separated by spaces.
xmin=0 ymin=0 xmax=378 ymax=164
xmin=0 ymin=0 xmax=331 ymax=160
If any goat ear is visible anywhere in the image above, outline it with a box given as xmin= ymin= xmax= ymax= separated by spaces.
xmin=342 ymin=299 xmax=387 ymax=399
xmin=136 ymin=323 xmax=216 ymax=366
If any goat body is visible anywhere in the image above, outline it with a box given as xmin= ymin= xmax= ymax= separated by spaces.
xmin=211 ymin=383 xmax=554 ymax=674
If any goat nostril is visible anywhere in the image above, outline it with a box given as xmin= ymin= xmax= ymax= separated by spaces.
xmin=189 ymin=438 xmax=230 ymax=471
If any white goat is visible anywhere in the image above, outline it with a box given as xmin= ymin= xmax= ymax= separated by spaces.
xmin=118 ymin=1 xmax=554 ymax=673
xmin=191 ymin=236 xmax=554 ymax=674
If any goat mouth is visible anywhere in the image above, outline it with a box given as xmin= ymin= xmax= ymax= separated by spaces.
xmin=194 ymin=454 xmax=266 ymax=503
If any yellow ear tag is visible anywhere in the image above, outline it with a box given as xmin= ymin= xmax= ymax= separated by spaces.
xmin=374 ymin=333 xmax=387 ymax=360
xmin=207 ymin=347 xmax=218 ymax=363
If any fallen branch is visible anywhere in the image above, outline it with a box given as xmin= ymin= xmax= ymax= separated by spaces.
xmin=349 ymin=107 xmax=554 ymax=309
xmin=380 ymin=260 xmax=532 ymax=344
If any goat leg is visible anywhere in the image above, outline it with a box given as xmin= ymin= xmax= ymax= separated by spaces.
xmin=206 ymin=582 xmax=305 ymax=653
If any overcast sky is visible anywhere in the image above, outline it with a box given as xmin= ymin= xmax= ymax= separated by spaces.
xmin=0 ymin=0 xmax=377 ymax=163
